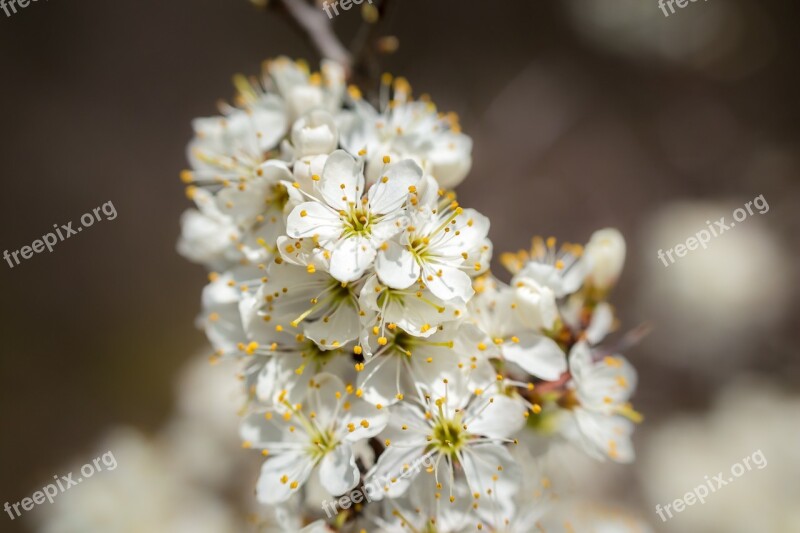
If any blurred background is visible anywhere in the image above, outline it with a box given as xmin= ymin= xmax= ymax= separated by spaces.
xmin=0 ymin=0 xmax=798 ymax=531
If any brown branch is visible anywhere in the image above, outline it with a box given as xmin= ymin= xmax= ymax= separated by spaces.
xmin=270 ymin=0 xmax=395 ymax=91
xmin=278 ymin=0 xmax=353 ymax=72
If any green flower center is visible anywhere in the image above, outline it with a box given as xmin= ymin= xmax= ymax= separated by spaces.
xmin=430 ymin=415 xmax=466 ymax=457
xmin=341 ymin=204 xmax=374 ymax=238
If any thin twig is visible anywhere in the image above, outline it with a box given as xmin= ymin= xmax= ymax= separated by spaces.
xmin=278 ymin=0 xmax=353 ymax=71
xmin=348 ymin=0 xmax=395 ymax=96
xmin=272 ymin=0 xmax=394 ymax=90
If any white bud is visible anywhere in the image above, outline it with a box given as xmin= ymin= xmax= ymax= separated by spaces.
xmin=585 ymin=228 xmax=626 ymax=291
xmin=291 ymin=110 xmax=338 ymax=158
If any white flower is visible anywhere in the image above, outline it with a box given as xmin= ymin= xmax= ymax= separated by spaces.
xmin=241 ymin=373 xmax=388 ymax=504
xmin=237 ymin=318 xmax=354 ymax=408
xmin=197 ymin=266 xmax=261 ymax=357
xmin=248 ymin=261 xmax=362 ymax=350
xmin=285 ymin=150 xmax=422 ymax=282
xmin=375 ymin=175 xmax=491 ymax=303
xmin=356 ymin=322 xmax=494 ymax=407
xmin=373 ymin=474 xmax=476 ymax=532
xmin=266 ymin=57 xmax=345 ymax=121
xmin=358 ymin=274 xmax=465 ymax=339
xmin=36 ymin=429 xmax=243 ymax=533
xmin=561 ymin=342 xmax=638 ymax=463
xmin=177 ymin=188 xmax=241 ymax=270
xmin=469 ymin=276 xmax=567 ymax=382
xmin=339 ymin=79 xmax=473 ymax=189
xmin=180 ymin=161 xmax=292 ymax=268
xmin=583 ymin=228 xmax=626 ymax=292
xmin=186 ymin=103 xmax=287 ymax=182
xmin=365 ymin=379 xmax=525 ymax=505
xmin=289 ymin=110 xmax=339 ymax=159
xmin=502 ymin=237 xmax=589 ymax=330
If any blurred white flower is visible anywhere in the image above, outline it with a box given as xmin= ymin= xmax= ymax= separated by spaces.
xmin=35 ymin=429 xmax=242 ymax=533
xmin=640 ymin=378 xmax=800 ymax=533
xmin=638 ymin=200 xmax=790 ymax=367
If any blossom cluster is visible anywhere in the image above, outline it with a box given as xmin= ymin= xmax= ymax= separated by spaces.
xmin=178 ymin=56 xmax=640 ymax=532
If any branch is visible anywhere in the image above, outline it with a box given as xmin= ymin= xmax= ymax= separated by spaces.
xmin=278 ymin=0 xmax=353 ymax=72
xmin=271 ymin=0 xmax=395 ymax=92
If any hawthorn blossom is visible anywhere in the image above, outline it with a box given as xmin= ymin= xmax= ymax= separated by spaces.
xmin=469 ymin=275 xmax=567 ymax=382
xmin=502 ymin=236 xmax=589 ymax=330
xmin=375 ymin=175 xmax=491 ymax=303
xmin=365 ymin=379 xmax=525 ymax=507
xmin=249 ymin=260 xmax=363 ymax=350
xmin=177 ymin=57 xmax=642 ymax=530
xmin=285 ymin=150 xmax=422 ymax=282
xmin=241 ymin=373 xmax=388 ymax=504
xmin=560 ymin=342 xmax=639 ymax=463
xmin=358 ymin=274 xmax=465 ymax=339
xmin=356 ymin=322 xmax=494 ymax=407
xmin=338 ymin=77 xmax=473 ymax=189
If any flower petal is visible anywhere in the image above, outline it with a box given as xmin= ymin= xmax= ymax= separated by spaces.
xmin=319 ymin=442 xmax=360 ymax=496
xmin=319 ymin=150 xmax=364 ymax=211
xmin=502 ymin=332 xmax=566 ymax=381
xmin=329 ymin=236 xmax=377 ymax=282
xmin=367 ymin=159 xmax=422 ymax=214
xmin=256 ymin=451 xmax=314 ymax=504
xmin=286 ymin=201 xmax=341 ymax=241
xmin=375 ymin=241 xmax=420 ymax=289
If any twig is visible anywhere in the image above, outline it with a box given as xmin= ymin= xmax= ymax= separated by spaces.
xmin=278 ymin=0 xmax=353 ymax=71
xmin=271 ymin=0 xmax=394 ymax=92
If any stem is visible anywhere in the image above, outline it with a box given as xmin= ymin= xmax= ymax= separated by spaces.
xmin=271 ymin=0 xmax=395 ymax=92
xmin=277 ymin=0 xmax=353 ymax=70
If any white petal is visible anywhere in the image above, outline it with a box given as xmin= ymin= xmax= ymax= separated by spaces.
xmin=423 ymin=264 xmax=474 ymax=303
xmin=342 ymin=400 xmax=389 ymax=441
xmin=291 ymin=110 xmax=338 ymax=158
xmin=319 ymin=442 xmax=359 ymax=496
xmin=460 ymin=443 xmax=520 ymax=515
xmin=586 ymin=302 xmax=614 ymax=345
xmin=240 ymin=411 xmax=286 ymax=445
xmin=375 ymin=241 xmax=420 ymax=289
xmin=567 ymin=341 xmax=594 ymax=382
xmin=357 ymin=355 xmax=404 ymax=406
xmin=466 ymin=394 xmax=527 ymax=439
xmin=572 ymin=410 xmax=635 ymax=463
xmin=256 ymin=451 xmax=314 ymax=504
xmin=365 ymin=444 xmax=428 ymax=499
xmin=304 ymin=300 xmax=361 ymax=350
xmin=367 ymin=159 xmax=422 ymax=214
xmin=329 ymin=236 xmax=377 ymax=282
xmin=286 ymin=201 xmax=342 ymax=241
xmin=305 ymin=373 xmax=346 ymax=429
xmin=427 ymin=132 xmax=472 ymax=189
xmin=502 ymin=332 xmax=566 ymax=381
xmin=319 ymin=150 xmax=364 ymax=211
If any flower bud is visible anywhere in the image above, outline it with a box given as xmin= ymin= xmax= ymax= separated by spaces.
xmin=584 ymin=228 xmax=626 ymax=291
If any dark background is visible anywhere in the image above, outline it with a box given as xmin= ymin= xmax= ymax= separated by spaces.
xmin=1 ymin=0 xmax=798 ymax=531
